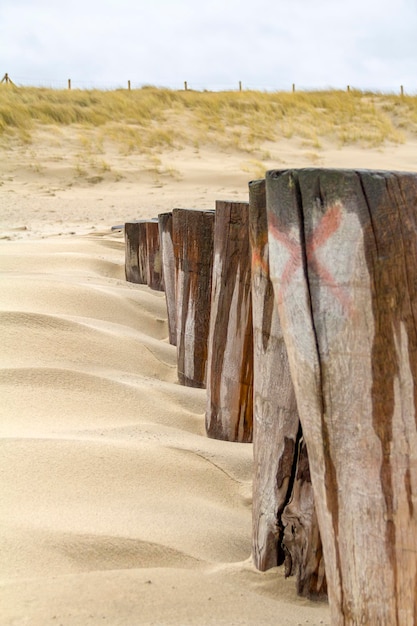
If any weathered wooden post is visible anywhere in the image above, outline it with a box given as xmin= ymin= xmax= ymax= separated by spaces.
xmin=267 ymin=168 xmax=417 ymax=624
xmin=173 ymin=208 xmax=215 ymax=388
xmin=124 ymin=221 xmax=148 ymax=285
xmin=205 ymin=200 xmax=253 ymax=443
xmin=249 ymin=179 xmax=301 ymax=568
xmin=146 ymin=219 xmax=163 ymax=291
xmin=125 ymin=222 xmax=141 ymax=283
xmin=158 ymin=212 xmax=176 ymax=345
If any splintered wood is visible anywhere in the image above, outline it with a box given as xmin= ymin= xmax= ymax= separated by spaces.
xmin=249 ymin=178 xmax=325 ymax=598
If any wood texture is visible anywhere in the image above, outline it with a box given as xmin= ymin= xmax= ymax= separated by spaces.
xmin=172 ymin=208 xmax=215 ymax=388
xmin=248 ymin=179 xmax=302 ymax=570
xmin=266 ymin=168 xmax=417 ymax=625
xmin=145 ymin=219 xmax=164 ymax=291
xmin=282 ymin=438 xmax=327 ymax=599
xmin=137 ymin=221 xmax=148 ymax=285
xmin=158 ymin=212 xmax=176 ymax=345
xmin=205 ymin=200 xmax=253 ymax=442
xmin=125 ymin=222 xmax=141 ymax=283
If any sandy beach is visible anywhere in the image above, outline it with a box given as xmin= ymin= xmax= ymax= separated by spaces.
xmin=1 ymin=126 xmax=416 ymax=625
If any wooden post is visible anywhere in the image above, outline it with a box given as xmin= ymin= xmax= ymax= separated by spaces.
xmin=184 ymin=81 xmax=188 ymax=91
xmin=266 ymin=168 xmax=417 ymax=624
xmin=125 ymin=219 xmax=164 ymax=290
xmin=125 ymin=222 xmax=141 ymax=283
xmin=173 ymin=208 xmax=215 ymax=388
xmin=68 ymin=79 xmax=71 ymax=90
xmin=292 ymin=83 xmax=295 ymax=93
xmin=347 ymin=85 xmax=350 ymax=92
xmin=249 ymin=179 xmax=324 ymax=597
xmin=249 ymin=179 xmax=302 ymax=569
xmin=205 ymin=200 xmax=253 ymax=443
xmin=146 ymin=219 xmax=164 ymax=291
xmin=128 ymin=80 xmax=131 ymax=91
xmin=401 ymin=85 xmax=404 ymax=97
xmin=239 ymin=81 xmax=242 ymax=92
xmin=158 ymin=212 xmax=177 ymax=345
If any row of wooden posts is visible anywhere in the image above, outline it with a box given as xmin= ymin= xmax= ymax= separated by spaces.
xmin=125 ymin=168 xmax=417 ymax=625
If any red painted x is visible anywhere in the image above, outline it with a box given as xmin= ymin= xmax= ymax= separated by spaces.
xmin=268 ymin=203 xmax=352 ymax=315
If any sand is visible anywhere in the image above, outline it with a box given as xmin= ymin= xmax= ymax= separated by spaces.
xmin=1 ymin=130 xmax=416 ymax=625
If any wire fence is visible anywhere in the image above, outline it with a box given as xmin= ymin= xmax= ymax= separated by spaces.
xmin=1 ymin=73 xmax=415 ymax=96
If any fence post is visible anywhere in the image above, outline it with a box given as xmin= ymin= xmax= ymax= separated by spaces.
xmin=401 ymin=85 xmax=404 ymax=96
xmin=128 ymin=80 xmax=131 ymax=91
xmin=68 ymin=79 xmax=71 ymax=90
xmin=184 ymin=81 xmax=188 ymax=91
xmin=239 ymin=81 xmax=242 ymax=92
xmin=292 ymin=83 xmax=295 ymax=93
xmin=0 ymin=73 xmax=14 ymax=85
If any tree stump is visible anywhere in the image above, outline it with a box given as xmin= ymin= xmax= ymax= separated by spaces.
xmin=158 ymin=212 xmax=176 ymax=345
xmin=282 ymin=438 xmax=327 ymax=599
xmin=146 ymin=219 xmax=164 ymax=291
xmin=205 ymin=200 xmax=253 ymax=442
xmin=125 ymin=222 xmax=141 ymax=283
xmin=248 ymin=179 xmax=302 ymax=569
xmin=266 ymin=168 xmax=417 ymax=625
xmin=172 ymin=208 xmax=215 ymax=388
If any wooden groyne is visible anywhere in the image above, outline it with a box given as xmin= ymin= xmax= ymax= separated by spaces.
xmin=124 ymin=167 xmax=417 ymax=621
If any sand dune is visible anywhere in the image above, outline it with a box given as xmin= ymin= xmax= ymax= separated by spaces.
xmin=3 ymin=132 xmax=416 ymax=624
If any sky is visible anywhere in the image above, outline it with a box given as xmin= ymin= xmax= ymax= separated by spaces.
xmin=1 ymin=0 xmax=416 ymax=93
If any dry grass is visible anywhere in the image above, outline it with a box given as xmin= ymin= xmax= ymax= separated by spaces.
xmin=1 ymin=85 xmax=416 ymax=159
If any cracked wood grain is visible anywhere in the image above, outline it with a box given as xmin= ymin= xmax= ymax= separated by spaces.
xmin=205 ymin=200 xmax=253 ymax=442
xmin=172 ymin=208 xmax=215 ymax=388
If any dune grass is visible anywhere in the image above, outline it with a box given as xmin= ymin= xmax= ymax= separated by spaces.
xmin=1 ymin=85 xmax=416 ymax=157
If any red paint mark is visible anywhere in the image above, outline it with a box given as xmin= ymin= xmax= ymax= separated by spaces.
xmin=269 ymin=203 xmax=353 ymax=315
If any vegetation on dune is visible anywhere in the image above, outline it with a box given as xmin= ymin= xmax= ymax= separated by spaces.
xmin=0 ymin=85 xmax=416 ymax=156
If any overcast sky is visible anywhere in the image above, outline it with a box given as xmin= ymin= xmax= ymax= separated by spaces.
xmin=1 ymin=0 xmax=416 ymax=92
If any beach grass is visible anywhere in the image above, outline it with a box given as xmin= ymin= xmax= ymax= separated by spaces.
xmin=1 ymin=85 xmax=416 ymax=156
